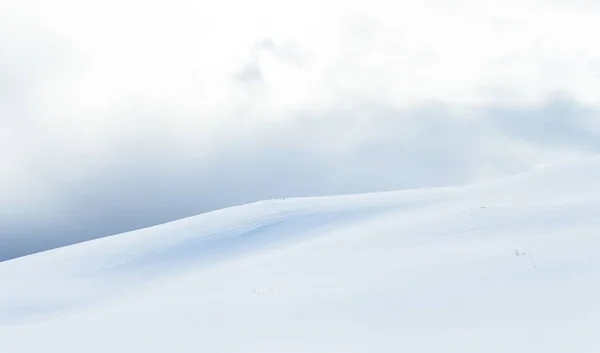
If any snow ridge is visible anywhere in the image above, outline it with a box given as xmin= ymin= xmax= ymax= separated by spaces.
xmin=2 ymin=160 xmax=600 ymax=353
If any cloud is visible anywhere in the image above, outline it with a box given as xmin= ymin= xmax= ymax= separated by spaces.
xmin=2 ymin=0 xmax=600 ymax=260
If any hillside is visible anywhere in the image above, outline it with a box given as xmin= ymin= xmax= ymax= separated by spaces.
xmin=2 ymin=159 xmax=600 ymax=352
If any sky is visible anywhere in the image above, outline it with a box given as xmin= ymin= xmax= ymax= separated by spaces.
xmin=1 ymin=0 xmax=600 ymax=261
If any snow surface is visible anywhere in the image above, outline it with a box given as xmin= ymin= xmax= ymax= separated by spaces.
xmin=2 ymin=159 xmax=600 ymax=352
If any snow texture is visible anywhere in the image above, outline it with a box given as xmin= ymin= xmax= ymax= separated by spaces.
xmin=2 ymin=159 xmax=600 ymax=352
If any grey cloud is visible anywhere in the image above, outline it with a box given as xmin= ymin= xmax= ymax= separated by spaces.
xmin=234 ymin=37 xmax=308 ymax=85
xmin=235 ymin=60 xmax=263 ymax=84
xmin=489 ymin=93 xmax=600 ymax=150
xmin=4 ymin=95 xmax=600 ymax=261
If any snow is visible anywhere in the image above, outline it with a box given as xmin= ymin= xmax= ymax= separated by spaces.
xmin=2 ymin=159 xmax=600 ymax=352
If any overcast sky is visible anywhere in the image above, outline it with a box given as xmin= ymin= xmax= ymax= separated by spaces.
xmin=1 ymin=0 xmax=600 ymax=261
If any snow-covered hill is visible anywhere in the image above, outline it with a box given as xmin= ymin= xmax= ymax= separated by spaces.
xmin=2 ymin=159 xmax=600 ymax=352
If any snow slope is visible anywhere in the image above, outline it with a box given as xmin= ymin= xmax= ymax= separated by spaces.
xmin=2 ymin=159 xmax=600 ymax=352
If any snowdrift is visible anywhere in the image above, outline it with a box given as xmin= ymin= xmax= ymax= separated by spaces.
xmin=1 ymin=159 xmax=600 ymax=352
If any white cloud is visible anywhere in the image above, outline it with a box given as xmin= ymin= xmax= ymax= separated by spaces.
xmin=2 ymin=0 xmax=600 ymax=260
